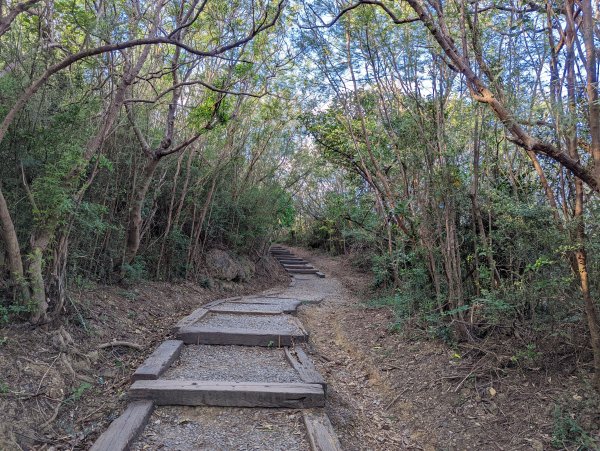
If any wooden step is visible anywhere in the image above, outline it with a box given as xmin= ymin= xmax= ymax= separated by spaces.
xmin=287 ymin=268 xmax=319 ymax=274
xmin=277 ymin=259 xmax=307 ymax=264
xmin=176 ymin=326 xmax=307 ymax=346
xmin=129 ymin=380 xmax=325 ymax=408
xmin=233 ymin=297 xmax=302 ymax=307
xmin=283 ymin=264 xmax=313 ymax=270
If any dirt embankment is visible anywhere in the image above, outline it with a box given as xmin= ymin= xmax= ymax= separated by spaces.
xmin=292 ymin=246 xmax=600 ymax=451
xmin=0 ymin=264 xmax=289 ymax=451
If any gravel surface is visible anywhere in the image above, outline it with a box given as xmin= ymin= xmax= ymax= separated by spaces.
xmin=162 ymin=345 xmax=302 ymax=383
xmin=210 ymin=302 xmax=285 ymax=313
xmin=282 ymin=276 xmax=341 ymax=302
xmin=194 ymin=313 xmax=301 ymax=333
xmin=132 ymin=406 xmax=310 ymax=451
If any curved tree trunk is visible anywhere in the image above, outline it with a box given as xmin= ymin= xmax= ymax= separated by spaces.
xmin=123 ymin=158 xmax=160 ymax=269
xmin=0 ymin=186 xmax=26 ymax=299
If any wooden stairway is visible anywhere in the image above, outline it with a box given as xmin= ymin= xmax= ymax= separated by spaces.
xmin=91 ymin=273 xmax=340 ymax=451
xmin=270 ymin=245 xmax=326 ymax=278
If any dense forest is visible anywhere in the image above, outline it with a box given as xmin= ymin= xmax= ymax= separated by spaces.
xmin=1 ymin=0 xmax=600 ymax=446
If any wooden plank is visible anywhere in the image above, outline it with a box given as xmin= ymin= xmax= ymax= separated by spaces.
xmin=316 ymin=272 xmax=326 ymax=278
xmin=202 ymin=296 xmax=242 ymax=308
xmin=90 ymin=401 xmax=154 ymax=451
xmin=283 ymin=264 xmax=313 ymax=270
xmin=222 ymin=302 xmax=299 ymax=314
xmin=285 ymin=347 xmax=326 ymax=390
xmin=288 ymin=316 xmax=309 ymax=337
xmin=287 ymin=268 xmax=319 ymax=274
xmin=176 ymin=326 xmax=307 ymax=346
xmin=132 ymin=340 xmax=184 ymax=382
xmin=171 ymin=307 xmax=209 ymax=333
xmin=129 ymin=380 xmax=325 ymax=408
xmin=303 ymin=410 xmax=343 ymax=451
xmin=244 ymin=295 xmax=298 ymax=300
xmin=172 ymin=297 xmax=244 ymax=333
xmin=233 ymin=297 xmax=301 ymax=306
xmin=207 ymin=308 xmax=284 ymax=316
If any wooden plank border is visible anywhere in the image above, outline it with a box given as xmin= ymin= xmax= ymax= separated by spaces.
xmin=131 ymin=340 xmax=184 ymax=382
xmin=285 ymin=347 xmax=326 ymax=390
xmin=288 ymin=316 xmax=309 ymax=337
xmin=90 ymin=401 xmax=154 ymax=451
xmin=171 ymin=307 xmax=209 ymax=333
xmin=171 ymin=297 xmax=243 ymax=333
xmin=129 ymin=380 xmax=325 ymax=408
xmin=286 ymin=268 xmax=319 ymax=274
xmin=303 ymin=410 xmax=343 ymax=451
xmin=175 ymin=326 xmax=307 ymax=346
xmin=206 ymin=308 xmax=284 ymax=316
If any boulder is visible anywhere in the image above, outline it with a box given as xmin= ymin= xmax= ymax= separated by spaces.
xmin=205 ymin=249 xmax=242 ymax=281
xmin=237 ymin=255 xmax=256 ymax=282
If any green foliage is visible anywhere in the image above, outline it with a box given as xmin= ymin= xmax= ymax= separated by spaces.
xmin=552 ymin=406 xmax=596 ymax=449
xmin=510 ymin=344 xmax=540 ymax=365
xmin=66 ymin=382 xmax=92 ymax=404
xmin=0 ymin=381 xmax=10 ymax=394
xmin=121 ymin=259 xmax=148 ymax=284
xmin=0 ymin=300 xmax=35 ymax=325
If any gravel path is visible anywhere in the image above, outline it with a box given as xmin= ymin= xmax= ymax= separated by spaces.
xmin=283 ymin=275 xmax=342 ymax=302
xmin=162 ymin=345 xmax=302 ymax=383
xmin=132 ymin=406 xmax=310 ymax=451
xmin=194 ymin=313 xmax=301 ymax=332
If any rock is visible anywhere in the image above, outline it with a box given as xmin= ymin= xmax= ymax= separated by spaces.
xmin=206 ymin=249 xmax=243 ymax=281
xmin=237 ymin=255 xmax=256 ymax=282
xmin=205 ymin=249 xmax=255 ymax=282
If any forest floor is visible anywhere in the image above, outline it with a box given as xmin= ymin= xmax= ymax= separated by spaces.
xmin=291 ymin=246 xmax=600 ymax=450
xmin=1 ymin=249 xmax=599 ymax=450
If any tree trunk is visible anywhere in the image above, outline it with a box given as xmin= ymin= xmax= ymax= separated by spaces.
xmin=565 ymin=2 xmax=600 ymax=389
xmin=186 ymin=175 xmax=217 ymax=277
xmin=27 ymin=229 xmax=51 ymax=323
xmin=123 ymin=157 xmax=160 ymax=268
xmin=0 ymin=185 xmax=26 ymax=299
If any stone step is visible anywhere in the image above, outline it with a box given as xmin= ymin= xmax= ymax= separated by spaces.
xmin=129 ymin=380 xmax=325 ymax=408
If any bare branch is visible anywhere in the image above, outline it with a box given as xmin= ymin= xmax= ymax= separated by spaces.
xmin=303 ymin=0 xmax=419 ymax=29
xmin=125 ymin=79 xmax=267 ymax=104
